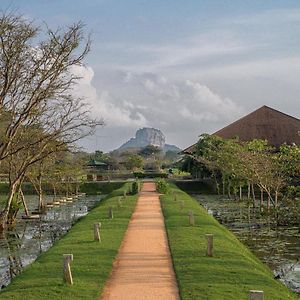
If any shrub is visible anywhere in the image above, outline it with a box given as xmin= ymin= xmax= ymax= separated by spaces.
xmin=155 ymin=179 xmax=169 ymax=194
xmin=133 ymin=172 xmax=168 ymax=179
xmin=131 ymin=180 xmax=140 ymax=195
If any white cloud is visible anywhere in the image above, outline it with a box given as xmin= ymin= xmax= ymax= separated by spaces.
xmin=71 ymin=65 xmax=148 ymax=128
xmin=74 ymin=67 xmax=244 ymax=151
xmin=229 ymin=8 xmax=300 ymax=26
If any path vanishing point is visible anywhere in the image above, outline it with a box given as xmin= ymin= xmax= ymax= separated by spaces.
xmin=100 ymin=182 xmax=180 ymax=300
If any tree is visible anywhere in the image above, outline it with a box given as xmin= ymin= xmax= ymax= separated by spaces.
xmin=139 ymin=145 xmax=161 ymax=157
xmin=124 ymin=154 xmax=143 ymax=171
xmin=0 ymin=13 xmax=102 ymax=230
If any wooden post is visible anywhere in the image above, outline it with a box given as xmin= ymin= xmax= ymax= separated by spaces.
xmin=94 ymin=223 xmax=101 ymax=242
xmin=206 ymin=234 xmax=213 ymax=257
xmin=63 ymin=254 xmax=73 ymax=285
xmin=108 ymin=206 xmax=114 ymax=219
xmin=249 ymin=290 xmax=264 ymax=300
xmin=188 ymin=211 xmax=194 ymax=226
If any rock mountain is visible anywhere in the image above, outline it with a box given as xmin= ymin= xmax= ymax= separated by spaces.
xmin=118 ymin=128 xmax=181 ymax=153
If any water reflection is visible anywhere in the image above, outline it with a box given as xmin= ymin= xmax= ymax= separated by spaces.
xmin=193 ymin=194 xmax=300 ymax=295
xmin=0 ymin=194 xmax=104 ymax=288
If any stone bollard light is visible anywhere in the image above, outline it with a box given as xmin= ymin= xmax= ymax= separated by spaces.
xmin=206 ymin=234 xmax=214 ymax=257
xmin=249 ymin=290 xmax=264 ymax=300
xmin=188 ymin=211 xmax=195 ymax=226
xmin=94 ymin=222 xmax=101 ymax=242
xmin=63 ymin=254 xmax=73 ymax=285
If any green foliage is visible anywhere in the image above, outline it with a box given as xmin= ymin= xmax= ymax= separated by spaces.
xmin=131 ymin=180 xmax=141 ymax=195
xmin=138 ymin=144 xmax=161 ymax=157
xmin=160 ymin=184 xmax=298 ymax=300
xmin=174 ymin=180 xmax=215 ymax=194
xmin=155 ymin=178 xmax=169 ymax=194
xmin=0 ymin=183 xmax=138 ymax=299
xmin=10 ymin=193 xmax=22 ymax=210
xmin=124 ymin=154 xmax=144 ymax=170
xmin=133 ymin=172 xmax=168 ymax=178
xmin=287 ymin=185 xmax=300 ymax=198
xmin=192 ymin=134 xmax=300 ymax=205
xmin=80 ymin=182 xmax=124 ymax=195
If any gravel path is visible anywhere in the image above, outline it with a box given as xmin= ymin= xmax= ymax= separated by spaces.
xmin=100 ymin=182 xmax=180 ymax=300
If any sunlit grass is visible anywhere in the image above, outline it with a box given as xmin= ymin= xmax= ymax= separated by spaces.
xmin=0 ymin=183 xmax=137 ymax=299
xmin=161 ymin=184 xmax=298 ymax=300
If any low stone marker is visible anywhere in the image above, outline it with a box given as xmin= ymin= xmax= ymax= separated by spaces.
xmin=63 ymin=254 xmax=73 ymax=285
xmin=206 ymin=234 xmax=213 ymax=257
xmin=94 ymin=222 xmax=101 ymax=242
xmin=188 ymin=211 xmax=195 ymax=226
xmin=249 ymin=290 xmax=264 ymax=300
xmin=108 ymin=206 xmax=114 ymax=219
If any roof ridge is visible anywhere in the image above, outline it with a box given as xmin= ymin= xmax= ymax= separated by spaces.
xmin=214 ymin=105 xmax=300 ymax=135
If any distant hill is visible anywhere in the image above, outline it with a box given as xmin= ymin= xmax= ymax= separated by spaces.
xmin=118 ymin=127 xmax=181 ymax=153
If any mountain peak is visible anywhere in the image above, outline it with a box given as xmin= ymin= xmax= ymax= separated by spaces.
xmin=119 ymin=127 xmax=165 ymax=150
xmin=118 ymin=127 xmax=181 ymax=152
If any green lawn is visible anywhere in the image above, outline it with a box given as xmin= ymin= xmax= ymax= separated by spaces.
xmin=0 ymin=183 xmax=138 ymax=299
xmin=160 ymin=184 xmax=299 ymax=300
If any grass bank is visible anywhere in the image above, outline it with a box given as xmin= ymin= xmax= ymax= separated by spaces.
xmin=0 ymin=183 xmax=138 ymax=299
xmin=160 ymin=184 xmax=298 ymax=300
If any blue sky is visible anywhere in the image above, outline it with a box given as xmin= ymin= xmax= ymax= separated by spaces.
xmin=2 ymin=1 xmax=300 ymax=151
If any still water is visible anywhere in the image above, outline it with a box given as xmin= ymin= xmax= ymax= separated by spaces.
xmin=0 ymin=194 xmax=105 ymax=288
xmin=192 ymin=194 xmax=300 ymax=295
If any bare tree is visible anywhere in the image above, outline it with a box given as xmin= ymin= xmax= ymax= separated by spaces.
xmin=0 ymin=13 xmax=102 ymax=230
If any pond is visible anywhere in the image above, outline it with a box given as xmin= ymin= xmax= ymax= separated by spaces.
xmin=0 ymin=194 xmax=105 ymax=288
xmin=192 ymin=194 xmax=300 ymax=295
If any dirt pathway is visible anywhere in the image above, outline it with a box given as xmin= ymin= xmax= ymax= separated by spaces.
xmin=100 ymin=182 xmax=180 ymax=300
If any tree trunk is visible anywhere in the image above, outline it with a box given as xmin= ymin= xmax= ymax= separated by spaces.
xmin=19 ymin=188 xmax=29 ymax=216
xmin=53 ymin=185 xmax=57 ymax=200
xmin=37 ymin=172 xmax=44 ymax=212
xmin=0 ymin=181 xmax=19 ymax=231
xmin=222 ymin=178 xmax=225 ymax=196
xmin=239 ymin=185 xmax=242 ymax=201
xmin=227 ymin=180 xmax=231 ymax=199
xmin=274 ymin=190 xmax=278 ymax=209
xmin=213 ymin=175 xmax=220 ymax=195
xmin=267 ymin=194 xmax=271 ymax=212
xmin=247 ymin=183 xmax=250 ymax=199
xmin=260 ymin=188 xmax=264 ymax=213
xmin=251 ymin=183 xmax=256 ymax=208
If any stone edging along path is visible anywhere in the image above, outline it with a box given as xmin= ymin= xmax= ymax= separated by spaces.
xmin=100 ymin=182 xmax=180 ymax=300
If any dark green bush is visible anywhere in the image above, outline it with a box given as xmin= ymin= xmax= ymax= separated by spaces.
xmin=133 ymin=172 xmax=168 ymax=179
xmin=131 ymin=180 xmax=140 ymax=195
xmin=155 ymin=179 xmax=169 ymax=194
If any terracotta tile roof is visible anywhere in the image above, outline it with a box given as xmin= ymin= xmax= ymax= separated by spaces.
xmin=182 ymin=105 xmax=300 ymax=154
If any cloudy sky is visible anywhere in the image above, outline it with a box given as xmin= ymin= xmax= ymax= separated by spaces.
xmin=2 ymin=0 xmax=300 ymax=151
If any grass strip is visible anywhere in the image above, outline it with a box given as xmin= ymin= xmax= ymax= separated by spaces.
xmin=160 ymin=184 xmax=298 ymax=300
xmin=0 ymin=183 xmax=138 ymax=299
